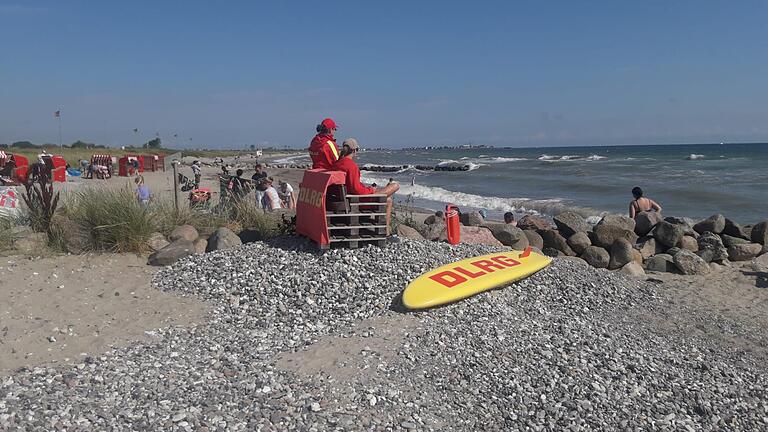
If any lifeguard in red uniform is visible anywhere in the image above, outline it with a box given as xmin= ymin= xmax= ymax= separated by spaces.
xmin=308 ymin=118 xmax=340 ymax=170
xmin=332 ymin=138 xmax=399 ymax=233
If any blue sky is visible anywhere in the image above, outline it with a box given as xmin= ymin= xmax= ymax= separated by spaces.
xmin=1 ymin=1 xmax=767 ymax=149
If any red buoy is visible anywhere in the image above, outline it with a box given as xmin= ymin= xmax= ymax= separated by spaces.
xmin=445 ymin=204 xmax=461 ymax=245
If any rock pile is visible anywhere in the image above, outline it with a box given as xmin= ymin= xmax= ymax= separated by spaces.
xmin=2 ymin=238 xmax=767 ymax=430
xmin=148 ymin=225 xmax=242 ymax=266
xmin=533 ymin=212 xmax=768 ymax=276
xmin=411 ymin=210 xmax=768 ymax=277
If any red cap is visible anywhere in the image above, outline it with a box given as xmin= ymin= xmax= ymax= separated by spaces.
xmin=321 ymin=118 xmax=338 ymax=130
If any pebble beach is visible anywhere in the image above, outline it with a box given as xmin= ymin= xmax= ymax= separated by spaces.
xmin=2 ymin=236 xmax=768 ymax=430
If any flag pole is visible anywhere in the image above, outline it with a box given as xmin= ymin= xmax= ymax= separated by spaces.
xmin=58 ymin=113 xmax=62 ymax=148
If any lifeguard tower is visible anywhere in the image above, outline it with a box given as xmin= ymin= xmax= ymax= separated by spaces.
xmin=296 ymin=169 xmax=389 ymax=249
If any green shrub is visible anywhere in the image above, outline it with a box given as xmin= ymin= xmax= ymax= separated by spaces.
xmin=150 ymin=198 xmax=229 ymax=238
xmin=68 ymin=187 xmax=155 ymax=253
xmin=230 ymin=200 xmax=281 ymax=238
xmin=0 ymin=216 xmax=13 ymax=251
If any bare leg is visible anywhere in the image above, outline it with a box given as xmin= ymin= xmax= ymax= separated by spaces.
xmin=376 ymin=182 xmax=400 ymax=196
xmin=385 ymin=196 xmax=393 ymax=236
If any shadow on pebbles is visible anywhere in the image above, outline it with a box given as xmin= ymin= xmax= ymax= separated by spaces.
xmin=2 ymin=237 xmax=767 ymax=431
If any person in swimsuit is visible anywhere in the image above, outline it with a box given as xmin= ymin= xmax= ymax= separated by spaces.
xmin=629 ymin=186 xmax=662 ymax=219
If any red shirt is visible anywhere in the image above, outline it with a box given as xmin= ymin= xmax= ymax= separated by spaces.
xmin=332 ymin=156 xmax=375 ymax=195
xmin=308 ymin=133 xmax=339 ymax=170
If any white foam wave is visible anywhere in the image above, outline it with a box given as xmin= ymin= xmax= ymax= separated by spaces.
xmin=686 ymin=154 xmax=705 ymax=160
xmin=453 ymin=156 xmax=527 ymax=164
xmin=272 ymin=154 xmax=310 ymax=164
xmin=437 ymin=160 xmax=483 ymax=171
xmin=538 ymin=154 xmax=606 ymax=162
xmin=362 ymin=175 xmax=599 ymax=217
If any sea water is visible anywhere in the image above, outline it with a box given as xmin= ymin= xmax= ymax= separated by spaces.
xmin=285 ymin=143 xmax=768 ymax=224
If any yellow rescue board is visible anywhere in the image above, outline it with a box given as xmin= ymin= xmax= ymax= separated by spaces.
xmin=402 ymin=249 xmax=551 ymax=310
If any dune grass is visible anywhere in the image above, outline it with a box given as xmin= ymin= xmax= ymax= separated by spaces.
xmin=6 ymin=183 xmax=288 ymax=255
xmin=0 ymin=216 xmax=13 ymax=251
xmin=67 ymin=187 xmax=156 ymax=253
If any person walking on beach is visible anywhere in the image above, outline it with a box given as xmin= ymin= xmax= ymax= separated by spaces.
xmin=135 ymin=175 xmax=151 ymax=208
xmin=332 ymin=138 xmax=399 ymax=233
xmin=191 ymin=161 xmax=202 ymax=188
xmin=252 ymin=163 xmax=268 ymax=206
xmin=629 ymin=186 xmax=662 ymax=219
xmin=308 ymin=118 xmax=340 ymax=170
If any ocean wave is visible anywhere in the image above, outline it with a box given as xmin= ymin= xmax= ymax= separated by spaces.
xmin=362 ymin=175 xmax=601 ymax=218
xmin=484 ymin=156 xmax=528 ymax=163
xmin=272 ymin=154 xmax=311 ymax=164
xmin=538 ymin=154 xmax=606 ymax=162
xmin=458 ymin=156 xmax=527 ymax=164
xmin=437 ymin=160 xmax=483 ymax=171
xmin=686 ymin=154 xmax=705 ymax=160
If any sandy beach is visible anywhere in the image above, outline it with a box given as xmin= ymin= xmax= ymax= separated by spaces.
xmin=2 ymin=155 xmax=768 ymax=430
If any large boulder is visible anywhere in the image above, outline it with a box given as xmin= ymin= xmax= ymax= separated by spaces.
xmin=581 ymin=246 xmax=610 ymax=268
xmin=540 ymin=230 xmax=575 ymax=256
xmin=193 ymin=238 xmax=208 ymax=254
xmin=206 ymin=227 xmax=242 ymax=252
xmin=751 ymin=221 xmax=768 ymax=245
xmin=459 ymin=226 xmax=503 ymax=247
xmin=553 ymin=211 xmax=589 ymax=238
xmin=634 ymin=212 xmax=663 ymax=236
xmin=727 ymin=243 xmax=763 ymax=261
xmin=423 ymin=212 xmax=443 ymax=225
xmin=459 ymin=211 xmax=484 ymax=227
xmin=677 ymin=235 xmax=699 ymax=252
xmin=722 ymin=218 xmax=749 ymax=239
xmin=567 ymin=232 xmax=591 ymax=255
xmin=752 ymin=253 xmax=768 ymax=270
xmin=148 ymin=240 xmax=195 ymax=266
xmin=665 ymin=216 xmax=697 ymax=227
xmin=542 ymin=247 xmax=564 ymax=258
xmin=644 ymin=254 xmax=676 ymax=273
xmin=693 ymin=214 xmax=725 ymax=235
xmin=14 ymin=232 xmax=49 ymax=254
xmin=598 ymin=214 xmax=636 ymax=232
xmin=169 ymin=225 xmax=199 ymax=242
xmin=508 ymin=234 xmax=530 ymax=251
xmin=620 ymin=262 xmax=646 ymax=278
xmin=652 ymin=221 xmax=685 ymax=248
xmin=720 ymin=234 xmax=748 ymax=248
xmin=419 ymin=220 xmax=447 ymax=241
xmin=609 ymin=238 xmax=635 ymax=270
xmin=696 ymin=232 xmax=729 ymax=262
xmin=673 ymin=250 xmax=710 ymax=275
xmin=637 ymin=237 xmax=665 ymax=259
xmin=397 ymin=224 xmax=424 ymax=240
xmin=523 ymin=230 xmax=544 ymax=250
xmin=486 ymin=223 xmax=525 ymax=247
xmin=148 ymin=232 xmax=169 ymax=252
xmin=591 ymin=224 xmax=638 ymax=249
xmin=517 ymin=215 xmax=552 ymax=231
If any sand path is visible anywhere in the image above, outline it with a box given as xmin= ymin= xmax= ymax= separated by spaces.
xmin=0 ymin=253 xmax=207 ymax=374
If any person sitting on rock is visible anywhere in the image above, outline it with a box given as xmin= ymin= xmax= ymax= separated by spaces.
xmin=504 ymin=212 xmax=517 ymax=226
xmin=332 ymin=138 xmax=399 ymax=233
xmin=629 ymin=186 xmax=662 ymax=219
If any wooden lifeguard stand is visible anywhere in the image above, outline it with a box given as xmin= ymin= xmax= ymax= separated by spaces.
xmin=296 ymin=169 xmax=388 ymax=249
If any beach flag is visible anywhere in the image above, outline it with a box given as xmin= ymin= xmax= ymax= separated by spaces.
xmin=54 ymin=110 xmax=60 ymax=118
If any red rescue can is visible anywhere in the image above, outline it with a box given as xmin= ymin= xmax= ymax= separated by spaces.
xmin=445 ymin=204 xmax=461 ymax=245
